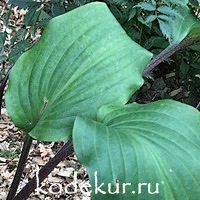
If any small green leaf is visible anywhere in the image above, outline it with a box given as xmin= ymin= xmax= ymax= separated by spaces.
xmin=24 ymin=7 xmax=41 ymax=26
xmin=39 ymin=10 xmax=51 ymax=21
xmin=179 ymin=60 xmax=190 ymax=79
xmin=128 ymin=8 xmax=136 ymax=20
xmin=73 ymin=0 xmax=87 ymax=6
xmin=163 ymin=0 xmax=189 ymax=5
xmin=73 ymin=100 xmax=200 ymax=199
xmin=51 ymin=3 xmax=66 ymax=17
xmin=0 ymin=32 xmax=7 ymax=54
xmin=144 ymin=36 xmax=169 ymax=49
xmin=157 ymin=6 xmax=181 ymax=17
xmin=145 ymin=14 xmax=157 ymax=23
xmin=14 ymin=40 xmax=33 ymax=49
xmin=191 ymin=62 xmax=200 ymax=69
xmin=151 ymin=0 xmax=156 ymax=6
xmin=8 ymin=40 xmax=33 ymax=64
xmin=0 ymin=55 xmax=7 ymax=63
xmin=187 ymin=23 xmax=200 ymax=39
xmin=189 ymin=0 xmax=200 ymax=5
xmin=10 ymin=28 xmax=28 ymax=45
xmin=134 ymin=2 xmax=156 ymax=11
xmin=8 ymin=0 xmax=42 ymax=9
xmin=189 ymin=42 xmax=200 ymax=52
xmin=158 ymin=19 xmax=171 ymax=40
xmin=38 ymin=10 xmax=52 ymax=27
xmin=5 ymin=2 xmax=152 ymax=141
xmin=3 ymin=7 xmax=12 ymax=27
xmin=158 ymin=14 xmax=173 ymax=22
xmin=107 ymin=0 xmax=125 ymax=5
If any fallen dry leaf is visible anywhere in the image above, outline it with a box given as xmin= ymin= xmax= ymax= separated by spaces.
xmin=169 ymin=88 xmax=182 ymax=97
xmin=32 ymin=157 xmax=46 ymax=166
xmin=57 ymin=168 xmax=75 ymax=178
xmin=0 ymin=157 xmax=7 ymax=162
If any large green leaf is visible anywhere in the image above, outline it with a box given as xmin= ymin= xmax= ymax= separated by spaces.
xmin=73 ymin=100 xmax=200 ymax=200
xmin=5 ymin=2 xmax=152 ymax=141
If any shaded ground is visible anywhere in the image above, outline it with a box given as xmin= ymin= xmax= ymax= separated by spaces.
xmin=135 ymin=64 xmax=200 ymax=107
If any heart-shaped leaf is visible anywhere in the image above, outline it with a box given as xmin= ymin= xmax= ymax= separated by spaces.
xmin=73 ymin=100 xmax=200 ymax=200
xmin=5 ymin=2 xmax=152 ymax=141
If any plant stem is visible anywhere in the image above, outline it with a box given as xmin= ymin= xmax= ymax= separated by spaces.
xmin=13 ymin=140 xmax=74 ymax=200
xmin=0 ymin=66 xmax=13 ymax=116
xmin=143 ymin=37 xmax=200 ymax=75
xmin=6 ymin=134 xmax=33 ymax=200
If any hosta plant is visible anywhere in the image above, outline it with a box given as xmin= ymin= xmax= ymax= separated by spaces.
xmin=3 ymin=2 xmax=200 ymax=200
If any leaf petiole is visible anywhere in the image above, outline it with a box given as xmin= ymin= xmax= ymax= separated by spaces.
xmin=6 ymin=134 xmax=33 ymax=200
